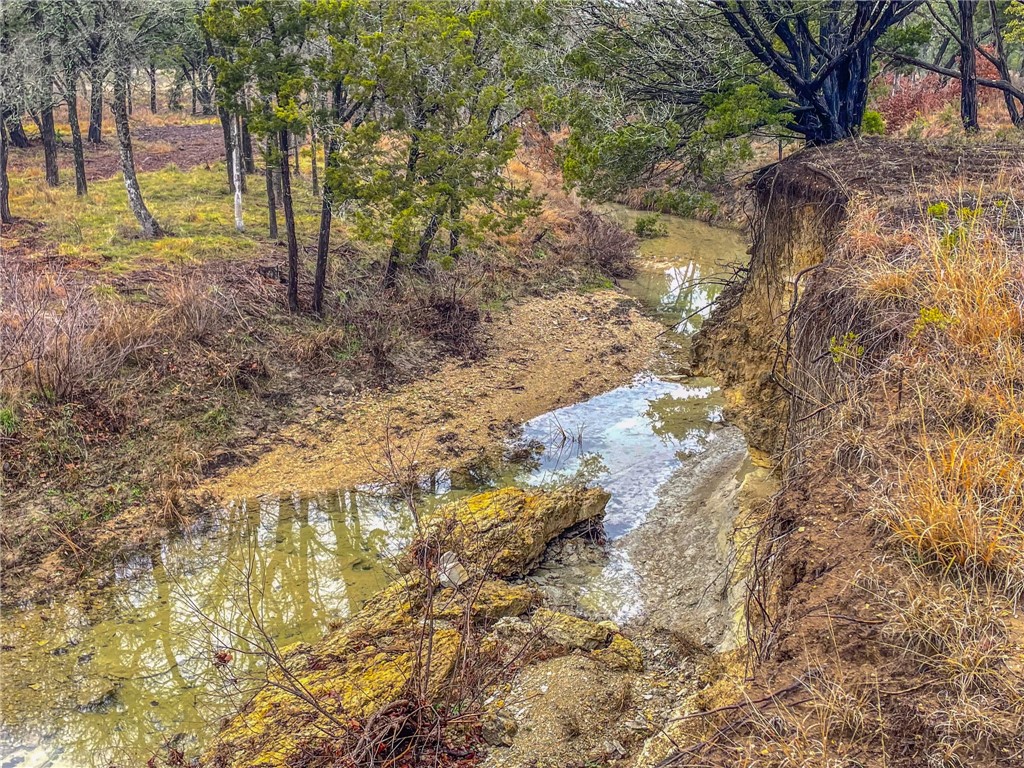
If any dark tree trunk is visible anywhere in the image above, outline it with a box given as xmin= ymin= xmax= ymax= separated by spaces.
xmin=293 ymin=133 xmax=300 ymax=174
xmin=241 ymin=117 xmax=255 ymax=173
xmin=0 ymin=119 xmax=12 ymax=225
xmin=5 ymin=115 xmax=30 ymax=148
xmin=40 ymin=105 xmax=59 ymax=187
xmin=67 ymin=82 xmax=88 ymax=195
xmin=40 ymin=45 xmax=59 ymax=188
xmin=312 ymin=145 xmax=334 ymax=315
xmin=191 ymin=82 xmax=197 ymax=115
xmin=218 ymin=107 xmax=234 ymax=193
xmin=414 ymin=211 xmax=442 ymax=268
xmin=279 ymin=129 xmax=300 ymax=312
xmin=235 ymin=115 xmax=247 ymax=193
xmin=960 ymin=0 xmax=979 ymax=131
xmin=148 ymin=62 xmax=157 ymax=112
xmin=987 ymin=0 xmax=1021 ymax=126
xmin=88 ymin=67 xmax=103 ymax=143
xmin=449 ymin=199 xmax=462 ymax=255
xmin=265 ymin=138 xmax=278 ymax=239
xmin=112 ymin=71 xmax=162 ymax=238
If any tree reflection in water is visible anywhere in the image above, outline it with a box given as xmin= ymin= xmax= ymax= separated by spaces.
xmin=0 ymin=488 xmax=414 ymax=768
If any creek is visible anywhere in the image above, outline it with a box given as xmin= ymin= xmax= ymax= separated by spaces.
xmin=0 ymin=208 xmax=751 ymax=768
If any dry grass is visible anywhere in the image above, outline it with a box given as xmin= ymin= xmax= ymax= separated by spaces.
xmin=843 ymin=195 xmax=1024 ymax=593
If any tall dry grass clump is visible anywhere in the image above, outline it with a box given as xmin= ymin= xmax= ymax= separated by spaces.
xmin=0 ymin=264 xmax=226 ymax=406
xmin=848 ymin=196 xmax=1024 ymax=595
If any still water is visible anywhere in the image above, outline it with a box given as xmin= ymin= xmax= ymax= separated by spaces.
xmin=0 ymin=209 xmax=747 ymax=768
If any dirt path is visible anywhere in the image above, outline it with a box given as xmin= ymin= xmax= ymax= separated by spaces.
xmin=205 ymin=289 xmax=662 ymax=501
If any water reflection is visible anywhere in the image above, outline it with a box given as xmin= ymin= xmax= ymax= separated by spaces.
xmin=0 ymin=491 xmax=414 ymax=768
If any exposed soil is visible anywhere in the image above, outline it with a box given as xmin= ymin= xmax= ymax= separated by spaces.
xmin=672 ymin=139 xmax=1024 ymax=767
xmin=6 ymin=122 xmax=225 ymax=183
xmin=205 ymin=290 xmax=661 ymax=500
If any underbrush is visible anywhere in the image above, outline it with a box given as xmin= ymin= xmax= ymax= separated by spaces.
xmin=0 ymin=150 xmax=638 ymax=602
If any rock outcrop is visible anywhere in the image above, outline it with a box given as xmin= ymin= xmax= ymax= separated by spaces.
xmin=204 ymin=486 xmax=637 ymax=768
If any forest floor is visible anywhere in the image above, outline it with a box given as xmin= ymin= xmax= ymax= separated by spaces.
xmin=0 ymin=112 xmax=655 ymax=606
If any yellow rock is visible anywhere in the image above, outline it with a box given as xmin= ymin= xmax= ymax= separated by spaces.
xmin=420 ymin=486 xmax=610 ymax=578
xmin=532 ymin=608 xmax=612 ymax=651
xmin=592 ymin=634 xmax=644 ymax=672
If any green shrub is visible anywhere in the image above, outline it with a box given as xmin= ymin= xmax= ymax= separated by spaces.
xmin=632 ymin=214 xmax=667 ymax=239
xmin=861 ymin=110 xmax=886 ymax=136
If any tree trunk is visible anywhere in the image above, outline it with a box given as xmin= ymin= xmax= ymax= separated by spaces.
xmin=313 ymin=133 xmax=338 ymax=315
xmin=232 ymin=118 xmax=243 ymax=231
xmin=88 ymin=67 xmax=104 ymax=143
xmin=148 ymin=62 xmax=157 ymax=112
xmin=0 ymin=119 xmax=12 ymax=225
xmin=241 ymin=117 xmax=255 ymax=173
xmin=279 ymin=129 xmax=300 ymax=312
xmin=67 ymin=82 xmax=88 ymax=196
xmin=960 ymin=0 xmax=979 ymax=132
xmin=5 ymin=115 xmax=30 ymax=148
xmin=265 ymin=138 xmax=278 ymax=239
xmin=293 ymin=133 xmax=300 ymax=174
xmin=310 ymin=127 xmax=318 ymax=197
xmin=235 ymin=116 xmax=247 ymax=193
xmin=40 ymin=46 xmax=59 ymax=188
xmin=987 ymin=0 xmax=1022 ymax=126
xmin=191 ymin=82 xmax=197 ymax=115
xmin=449 ymin=198 xmax=462 ymax=255
xmin=414 ymin=211 xmax=442 ymax=269
xmin=112 ymin=72 xmax=162 ymax=238
xmin=218 ymin=107 xmax=234 ymax=193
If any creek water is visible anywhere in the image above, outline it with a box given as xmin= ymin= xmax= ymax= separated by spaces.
xmin=0 ymin=209 xmax=750 ymax=768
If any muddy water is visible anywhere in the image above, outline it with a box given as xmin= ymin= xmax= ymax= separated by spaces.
xmin=0 ymin=210 xmax=750 ymax=768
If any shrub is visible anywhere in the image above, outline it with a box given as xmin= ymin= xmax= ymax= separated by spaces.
xmin=861 ymin=109 xmax=886 ymax=136
xmin=571 ymin=210 xmax=637 ymax=279
xmin=632 ymin=214 xmax=668 ymax=239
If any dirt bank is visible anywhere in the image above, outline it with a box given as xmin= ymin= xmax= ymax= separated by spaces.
xmin=205 ymin=289 xmax=660 ymax=500
xmin=667 ymin=139 xmax=1024 ymax=767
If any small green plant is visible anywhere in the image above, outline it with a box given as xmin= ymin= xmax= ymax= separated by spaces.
xmin=0 ymin=406 xmax=20 ymax=436
xmin=927 ymin=201 xmax=950 ymax=219
xmin=861 ymin=110 xmax=886 ymax=136
xmin=957 ymin=205 xmax=982 ymax=222
xmin=906 ymin=117 xmax=927 ymax=140
xmin=829 ymin=332 xmax=865 ymax=364
xmin=910 ymin=306 xmax=953 ymax=339
xmin=632 ymin=214 xmax=667 ymax=239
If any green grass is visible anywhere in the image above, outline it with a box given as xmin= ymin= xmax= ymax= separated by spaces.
xmin=9 ymin=161 xmax=336 ymax=272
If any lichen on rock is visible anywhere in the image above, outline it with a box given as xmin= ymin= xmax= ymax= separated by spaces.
xmin=204 ymin=486 xmax=610 ymax=768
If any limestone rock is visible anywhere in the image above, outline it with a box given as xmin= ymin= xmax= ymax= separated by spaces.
xmin=531 ymin=608 xmax=611 ymax=651
xmin=481 ymin=707 xmax=519 ymax=747
xmin=592 ymin=634 xmax=644 ymax=672
xmin=419 ymin=487 xmax=610 ymax=578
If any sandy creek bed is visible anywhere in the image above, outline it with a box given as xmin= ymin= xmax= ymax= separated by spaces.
xmin=0 ymin=209 xmax=758 ymax=768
